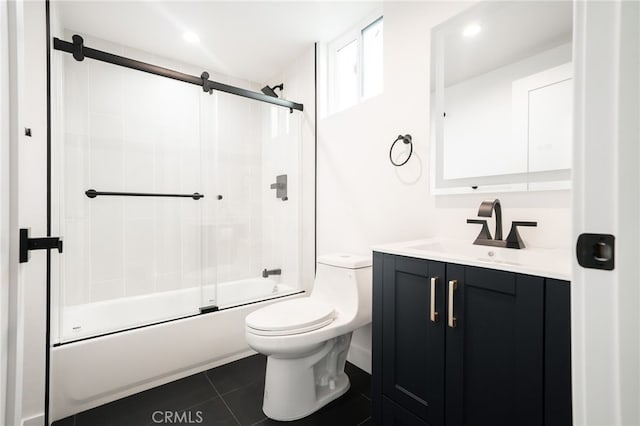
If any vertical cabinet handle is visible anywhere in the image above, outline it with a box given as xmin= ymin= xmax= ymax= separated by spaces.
xmin=430 ymin=277 xmax=439 ymax=322
xmin=448 ymin=280 xmax=458 ymax=328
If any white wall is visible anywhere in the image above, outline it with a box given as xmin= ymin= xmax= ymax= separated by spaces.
xmin=315 ymin=1 xmax=572 ymax=373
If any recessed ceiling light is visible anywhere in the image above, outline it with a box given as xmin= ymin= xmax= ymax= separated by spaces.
xmin=463 ymin=24 xmax=482 ymax=38
xmin=183 ymin=31 xmax=200 ymax=44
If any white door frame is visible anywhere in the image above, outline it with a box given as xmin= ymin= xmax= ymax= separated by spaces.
xmin=572 ymin=0 xmax=640 ymax=424
xmin=1 ymin=0 xmax=14 ymax=424
xmin=3 ymin=1 xmax=49 ymax=425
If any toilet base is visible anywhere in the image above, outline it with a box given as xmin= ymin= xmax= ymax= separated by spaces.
xmin=262 ymin=333 xmax=352 ymax=421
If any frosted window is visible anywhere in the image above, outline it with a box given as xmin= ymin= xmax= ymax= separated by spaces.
xmin=336 ymin=39 xmax=358 ymax=111
xmin=362 ymin=17 xmax=383 ymax=98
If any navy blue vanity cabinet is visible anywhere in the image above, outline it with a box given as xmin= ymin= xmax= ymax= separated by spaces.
xmin=372 ymin=252 xmax=572 ymax=426
xmin=372 ymin=252 xmax=445 ymax=426
xmin=445 ymin=264 xmax=544 ymax=426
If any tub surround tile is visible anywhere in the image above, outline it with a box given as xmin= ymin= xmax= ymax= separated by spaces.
xmin=53 ymin=355 xmax=371 ymax=426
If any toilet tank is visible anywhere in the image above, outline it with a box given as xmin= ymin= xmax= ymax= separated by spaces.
xmin=311 ymin=253 xmax=372 ymax=327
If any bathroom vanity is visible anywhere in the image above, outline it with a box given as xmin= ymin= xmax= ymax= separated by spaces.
xmin=371 ymin=239 xmax=571 ymax=426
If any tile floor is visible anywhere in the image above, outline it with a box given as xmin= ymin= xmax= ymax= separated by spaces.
xmin=52 ymin=354 xmax=371 ymax=426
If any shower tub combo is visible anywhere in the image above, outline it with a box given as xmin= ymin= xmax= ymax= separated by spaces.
xmin=49 ymin=28 xmax=310 ymax=422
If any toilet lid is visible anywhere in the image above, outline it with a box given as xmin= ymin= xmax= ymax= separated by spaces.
xmin=246 ymin=298 xmax=335 ymax=336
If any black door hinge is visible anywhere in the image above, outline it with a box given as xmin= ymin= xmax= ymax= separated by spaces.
xmin=19 ymin=228 xmax=63 ymax=263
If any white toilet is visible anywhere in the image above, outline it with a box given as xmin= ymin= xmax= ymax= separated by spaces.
xmin=244 ymin=253 xmax=372 ymax=421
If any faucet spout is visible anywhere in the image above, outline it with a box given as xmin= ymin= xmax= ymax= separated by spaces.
xmin=477 ymin=199 xmax=502 ymax=241
xmin=262 ymin=268 xmax=281 ymax=278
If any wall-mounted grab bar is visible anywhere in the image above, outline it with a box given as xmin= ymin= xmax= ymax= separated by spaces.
xmin=85 ymin=189 xmax=204 ymax=200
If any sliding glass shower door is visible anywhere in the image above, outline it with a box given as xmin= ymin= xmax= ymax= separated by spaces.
xmin=51 ymin=32 xmax=304 ymax=344
xmin=52 ymin=44 xmax=209 ymax=343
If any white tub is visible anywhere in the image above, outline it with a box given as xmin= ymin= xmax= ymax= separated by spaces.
xmin=50 ymin=279 xmax=303 ymax=421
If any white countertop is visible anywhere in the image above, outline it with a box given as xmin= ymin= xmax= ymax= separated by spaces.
xmin=372 ymin=238 xmax=572 ymax=281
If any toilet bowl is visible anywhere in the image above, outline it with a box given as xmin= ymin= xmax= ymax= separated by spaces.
xmin=245 ymin=253 xmax=372 ymax=421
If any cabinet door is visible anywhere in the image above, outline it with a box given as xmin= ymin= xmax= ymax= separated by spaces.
xmin=445 ymin=264 xmax=544 ymax=426
xmin=381 ymin=255 xmax=446 ymax=425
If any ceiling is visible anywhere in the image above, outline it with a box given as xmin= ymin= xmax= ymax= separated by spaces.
xmin=54 ymin=0 xmax=381 ymax=84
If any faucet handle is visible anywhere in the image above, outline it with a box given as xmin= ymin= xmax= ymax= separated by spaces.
xmin=505 ymin=221 xmax=537 ymax=249
xmin=467 ymin=219 xmax=492 ymax=242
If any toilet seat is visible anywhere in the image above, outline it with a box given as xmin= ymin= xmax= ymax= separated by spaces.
xmin=246 ymin=298 xmax=336 ymax=336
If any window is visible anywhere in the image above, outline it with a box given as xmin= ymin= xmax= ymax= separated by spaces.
xmin=329 ymin=14 xmax=383 ymax=113
xmin=361 ymin=16 xmax=384 ymax=98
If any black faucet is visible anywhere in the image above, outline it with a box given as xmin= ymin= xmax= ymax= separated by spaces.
xmin=262 ymin=268 xmax=281 ymax=278
xmin=478 ymin=199 xmax=502 ymax=240
xmin=467 ymin=198 xmax=537 ymax=249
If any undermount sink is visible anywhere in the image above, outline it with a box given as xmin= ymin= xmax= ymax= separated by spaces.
xmin=373 ymin=238 xmax=571 ymax=280
xmin=406 ymin=241 xmax=527 ymax=265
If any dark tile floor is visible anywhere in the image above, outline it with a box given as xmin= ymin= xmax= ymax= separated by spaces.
xmin=52 ymin=354 xmax=371 ymax=426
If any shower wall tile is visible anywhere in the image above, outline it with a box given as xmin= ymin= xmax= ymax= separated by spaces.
xmin=90 ymin=112 xmax=124 ymax=191
xmin=156 ymin=273 xmax=182 ymax=293
xmin=124 ymin=198 xmax=155 ymax=221
xmin=181 ymin=208 xmax=202 ymax=289
xmin=124 ymin=218 xmax=155 ymax=297
xmin=90 ymin=199 xmax=124 ymax=284
xmin=89 ymin=110 xmax=123 ymax=140
xmin=123 ymin=110 xmax=155 ymax=145
xmin=154 ymin=145 xmax=182 ymax=193
xmin=64 ymin=56 xmax=89 ymax=136
xmin=63 ymin=218 xmax=91 ymax=306
xmin=91 ymin=278 xmax=125 ymax=303
xmin=124 ymin=141 xmax=155 ymax=193
xmin=181 ymin=150 xmax=201 ymax=193
xmin=90 ymin=139 xmax=124 ymax=192
xmin=155 ymin=201 xmax=182 ymax=278
xmin=88 ymin=60 xmax=123 ymax=115
xmin=64 ymin=133 xmax=90 ymax=220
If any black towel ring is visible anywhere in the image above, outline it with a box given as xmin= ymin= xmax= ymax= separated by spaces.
xmin=389 ymin=134 xmax=413 ymax=167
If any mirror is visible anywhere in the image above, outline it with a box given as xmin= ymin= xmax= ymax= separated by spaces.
xmin=430 ymin=1 xmax=573 ymax=194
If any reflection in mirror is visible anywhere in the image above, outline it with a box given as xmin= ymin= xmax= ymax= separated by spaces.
xmin=431 ymin=2 xmax=573 ymax=194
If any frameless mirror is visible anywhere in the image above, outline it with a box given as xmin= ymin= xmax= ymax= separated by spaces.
xmin=430 ymin=1 xmax=573 ymax=194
